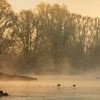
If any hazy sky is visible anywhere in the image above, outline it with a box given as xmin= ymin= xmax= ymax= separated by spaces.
xmin=8 ymin=0 xmax=100 ymax=17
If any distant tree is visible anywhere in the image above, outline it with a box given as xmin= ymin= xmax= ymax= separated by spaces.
xmin=12 ymin=10 xmax=37 ymax=73
xmin=0 ymin=0 xmax=15 ymax=55
xmin=35 ymin=3 xmax=72 ymax=71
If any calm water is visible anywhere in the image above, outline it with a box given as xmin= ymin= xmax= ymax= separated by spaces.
xmin=0 ymin=76 xmax=100 ymax=100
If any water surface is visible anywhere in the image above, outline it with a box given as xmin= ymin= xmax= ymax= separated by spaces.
xmin=0 ymin=75 xmax=100 ymax=100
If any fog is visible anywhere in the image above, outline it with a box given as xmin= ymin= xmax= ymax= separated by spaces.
xmin=0 ymin=75 xmax=100 ymax=100
xmin=1 ymin=0 xmax=100 ymax=99
xmin=1 ymin=1 xmax=100 ymax=75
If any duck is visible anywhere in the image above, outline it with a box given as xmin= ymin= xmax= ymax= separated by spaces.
xmin=72 ymin=84 xmax=76 ymax=88
xmin=57 ymin=83 xmax=61 ymax=88
xmin=0 ymin=90 xmax=8 ymax=97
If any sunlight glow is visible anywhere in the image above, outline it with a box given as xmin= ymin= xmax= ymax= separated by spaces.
xmin=8 ymin=0 xmax=100 ymax=17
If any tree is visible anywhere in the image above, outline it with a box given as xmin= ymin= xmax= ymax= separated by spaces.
xmin=12 ymin=10 xmax=37 ymax=73
xmin=35 ymin=3 xmax=76 ymax=72
xmin=0 ymin=0 xmax=15 ymax=55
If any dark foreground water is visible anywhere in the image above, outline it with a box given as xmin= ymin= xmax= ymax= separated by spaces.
xmin=0 ymin=76 xmax=100 ymax=100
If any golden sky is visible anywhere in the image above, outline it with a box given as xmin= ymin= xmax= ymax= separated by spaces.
xmin=8 ymin=0 xmax=100 ymax=17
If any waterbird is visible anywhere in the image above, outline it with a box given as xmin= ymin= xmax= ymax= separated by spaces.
xmin=0 ymin=90 xmax=8 ymax=97
xmin=72 ymin=84 xmax=76 ymax=88
xmin=0 ymin=90 xmax=3 ymax=94
xmin=57 ymin=83 xmax=61 ymax=88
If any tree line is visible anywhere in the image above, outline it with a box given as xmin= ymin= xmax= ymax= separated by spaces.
xmin=0 ymin=0 xmax=100 ymax=74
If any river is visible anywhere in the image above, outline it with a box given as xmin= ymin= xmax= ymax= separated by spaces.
xmin=0 ymin=75 xmax=100 ymax=100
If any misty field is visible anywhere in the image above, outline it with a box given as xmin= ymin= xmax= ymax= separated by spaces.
xmin=0 ymin=75 xmax=100 ymax=100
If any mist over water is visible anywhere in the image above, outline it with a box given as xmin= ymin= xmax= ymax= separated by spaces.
xmin=1 ymin=0 xmax=100 ymax=100
xmin=0 ymin=75 xmax=100 ymax=100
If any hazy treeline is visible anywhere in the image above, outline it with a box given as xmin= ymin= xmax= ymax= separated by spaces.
xmin=0 ymin=0 xmax=100 ymax=74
